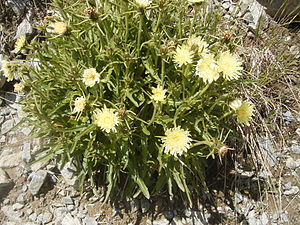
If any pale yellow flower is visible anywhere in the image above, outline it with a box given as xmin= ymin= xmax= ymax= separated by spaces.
xmin=52 ymin=22 xmax=68 ymax=34
xmin=73 ymin=97 xmax=86 ymax=113
xmin=94 ymin=107 xmax=120 ymax=133
xmin=13 ymin=35 xmax=26 ymax=53
xmin=217 ymin=51 xmax=243 ymax=80
xmin=230 ymin=99 xmax=254 ymax=126
xmin=195 ymin=54 xmax=219 ymax=83
xmin=161 ymin=126 xmax=192 ymax=156
xmin=187 ymin=36 xmax=209 ymax=55
xmin=151 ymin=85 xmax=167 ymax=103
xmin=14 ymin=82 xmax=25 ymax=93
xmin=173 ymin=45 xmax=193 ymax=67
xmin=0 ymin=60 xmax=13 ymax=81
xmin=82 ymin=68 xmax=100 ymax=87
xmin=135 ymin=0 xmax=152 ymax=8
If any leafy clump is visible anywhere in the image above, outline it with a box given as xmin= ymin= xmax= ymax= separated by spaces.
xmin=10 ymin=0 xmax=255 ymax=205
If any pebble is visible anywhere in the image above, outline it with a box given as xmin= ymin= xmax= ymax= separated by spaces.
xmin=283 ymin=182 xmax=292 ymax=190
xmin=59 ymin=162 xmax=77 ymax=186
xmin=62 ymin=196 xmax=74 ymax=205
xmin=1 ymin=119 xmax=15 ymax=134
xmin=29 ymin=213 xmax=37 ymax=221
xmin=152 ymin=218 xmax=169 ymax=225
xmin=257 ymin=137 xmax=277 ymax=167
xmin=0 ymin=152 xmax=22 ymax=168
xmin=61 ymin=213 xmax=81 ymax=225
xmin=235 ymin=191 xmax=244 ymax=204
xmin=283 ymin=186 xmax=299 ymax=195
xmin=83 ymin=216 xmax=97 ymax=225
xmin=291 ymin=143 xmax=300 ymax=155
xmin=21 ymin=127 xmax=33 ymax=136
xmin=286 ymin=157 xmax=298 ymax=169
xmin=28 ymin=170 xmax=48 ymax=195
xmin=0 ymin=135 xmax=5 ymax=143
xmin=37 ymin=212 xmax=53 ymax=224
xmin=140 ymin=197 xmax=151 ymax=213
xmin=12 ymin=203 xmax=24 ymax=210
xmin=282 ymin=111 xmax=293 ymax=122
xmin=296 ymin=128 xmax=300 ymax=136
xmin=22 ymin=141 xmax=32 ymax=163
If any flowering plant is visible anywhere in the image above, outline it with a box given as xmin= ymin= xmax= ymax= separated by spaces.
xmin=19 ymin=0 xmax=254 ymax=205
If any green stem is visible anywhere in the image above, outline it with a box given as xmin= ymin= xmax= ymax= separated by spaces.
xmin=219 ymin=111 xmax=233 ymax=121
xmin=137 ymin=11 xmax=143 ymax=56
xmin=161 ymin=58 xmax=165 ymax=83
xmin=154 ymin=10 xmax=161 ymax=33
xmin=148 ymin=104 xmax=157 ymax=126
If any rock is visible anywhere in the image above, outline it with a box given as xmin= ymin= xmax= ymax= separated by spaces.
xmin=1 ymin=205 xmax=23 ymax=222
xmin=283 ymin=181 xmax=292 ymax=190
xmin=130 ymin=198 xmax=140 ymax=213
xmin=37 ymin=212 xmax=53 ymax=224
xmin=1 ymin=119 xmax=14 ymax=134
xmin=21 ymin=127 xmax=33 ymax=136
xmin=22 ymin=141 xmax=32 ymax=163
xmin=222 ymin=1 xmax=231 ymax=10
xmin=61 ymin=213 xmax=81 ymax=225
xmin=0 ymin=168 xmax=13 ymax=195
xmin=259 ymin=213 xmax=269 ymax=225
xmin=163 ymin=210 xmax=174 ymax=220
xmin=15 ymin=18 xmax=33 ymax=39
xmin=59 ymin=162 xmax=78 ymax=186
xmin=28 ymin=170 xmax=48 ymax=195
xmin=29 ymin=212 xmax=37 ymax=221
xmin=7 ymin=0 xmax=26 ymax=16
xmin=173 ymin=216 xmax=190 ymax=225
xmin=282 ymin=111 xmax=293 ymax=122
xmin=16 ymin=194 xmax=25 ymax=203
xmin=152 ymin=218 xmax=169 ymax=225
xmin=83 ymin=216 xmax=97 ymax=225
xmin=258 ymin=170 xmax=273 ymax=178
xmin=12 ymin=203 xmax=24 ymax=210
xmin=285 ymin=157 xmax=299 ymax=169
xmin=291 ymin=143 xmax=300 ymax=154
xmin=235 ymin=191 xmax=243 ymax=204
xmin=140 ymin=197 xmax=151 ymax=213
xmin=257 ymin=137 xmax=277 ymax=167
xmin=62 ymin=196 xmax=74 ymax=205
xmin=0 ymin=135 xmax=5 ymax=143
xmin=296 ymin=128 xmax=300 ymax=136
xmin=248 ymin=1 xmax=268 ymax=29
xmin=283 ymin=186 xmax=299 ymax=195
xmin=0 ymin=152 xmax=22 ymax=168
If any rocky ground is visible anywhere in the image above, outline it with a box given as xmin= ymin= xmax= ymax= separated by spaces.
xmin=0 ymin=0 xmax=299 ymax=224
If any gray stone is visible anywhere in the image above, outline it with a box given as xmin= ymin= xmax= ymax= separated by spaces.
xmin=15 ymin=18 xmax=33 ymax=39
xmin=257 ymin=137 xmax=277 ymax=167
xmin=140 ymin=197 xmax=150 ymax=213
xmin=62 ymin=196 xmax=74 ymax=205
xmin=26 ymin=208 xmax=33 ymax=215
xmin=0 ymin=135 xmax=6 ymax=143
xmin=22 ymin=141 xmax=31 ymax=163
xmin=0 ymin=108 xmax=12 ymax=116
xmin=29 ymin=213 xmax=37 ymax=221
xmin=163 ymin=210 xmax=174 ymax=220
xmin=37 ymin=211 xmax=53 ymax=224
xmin=235 ymin=191 xmax=243 ymax=204
xmin=1 ymin=205 xmax=23 ymax=222
xmin=83 ymin=216 xmax=97 ymax=225
xmin=59 ymin=162 xmax=77 ymax=186
xmin=28 ymin=170 xmax=48 ymax=195
xmin=222 ymin=1 xmax=231 ymax=9
xmin=7 ymin=0 xmax=26 ymax=16
xmin=1 ymin=119 xmax=14 ymax=134
xmin=67 ymin=205 xmax=75 ymax=211
xmin=283 ymin=186 xmax=299 ymax=195
xmin=130 ymin=198 xmax=140 ymax=213
xmin=16 ymin=194 xmax=25 ymax=203
xmin=283 ymin=181 xmax=292 ymax=190
xmin=282 ymin=111 xmax=293 ymax=122
xmin=21 ymin=127 xmax=33 ymax=136
xmin=61 ymin=213 xmax=81 ymax=225
xmin=258 ymin=170 xmax=273 ymax=178
xmin=12 ymin=203 xmax=24 ymax=210
xmin=152 ymin=218 xmax=170 ymax=225
xmin=0 ymin=168 xmax=13 ymax=194
xmin=286 ymin=157 xmax=298 ymax=169
xmin=296 ymin=128 xmax=300 ymax=136
xmin=0 ymin=152 xmax=22 ymax=168
xmin=291 ymin=143 xmax=300 ymax=154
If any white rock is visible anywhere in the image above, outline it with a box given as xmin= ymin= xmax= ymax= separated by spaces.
xmin=286 ymin=157 xmax=297 ymax=169
xmin=37 ymin=212 xmax=53 ymax=224
xmin=22 ymin=141 xmax=31 ymax=163
xmin=0 ymin=152 xmax=22 ymax=168
xmin=83 ymin=216 xmax=97 ymax=225
xmin=61 ymin=213 xmax=81 ymax=225
xmin=283 ymin=186 xmax=299 ymax=195
xmin=28 ymin=170 xmax=48 ymax=195
xmin=1 ymin=119 xmax=14 ymax=134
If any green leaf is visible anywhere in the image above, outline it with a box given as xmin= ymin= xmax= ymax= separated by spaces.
xmin=172 ymin=169 xmax=185 ymax=192
xmin=135 ymin=175 xmax=150 ymax=199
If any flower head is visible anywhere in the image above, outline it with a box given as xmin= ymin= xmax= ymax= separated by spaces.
xmin=217 ymin=51 xmax=243 ymax=80
xmin=82 ymin=68 xmax=100 ymax=87
xmin=73 ymin=96 xmax=86 ymax=113
xmin=135 ymin=0 xmax=152 ymax=8
xmin=173 ymin=45 xmax=193 ymax=67
xmin=14 ymin=82 xmax=25 ymax=93
xmin=13 ymin=35 xmax=26 ymax=53
xmin=52 ymin=22 xmax=68 ymax=34
xmin=161 ymin=126 xmax=192 ymax=156
xmin=1 ymin=60 xmax=13 ymax=81
xmin=94 ymin=107 xmax=120 ymax=133
xmin=187 ymin=36 xmax=209 ymax=55
xmin=195 ymin=54 xmax=219 ymax=83
xmin=230 ymin=99 xmax=254 ymax=125
xmin=151 ymin=85 xmax=167 ymax=103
